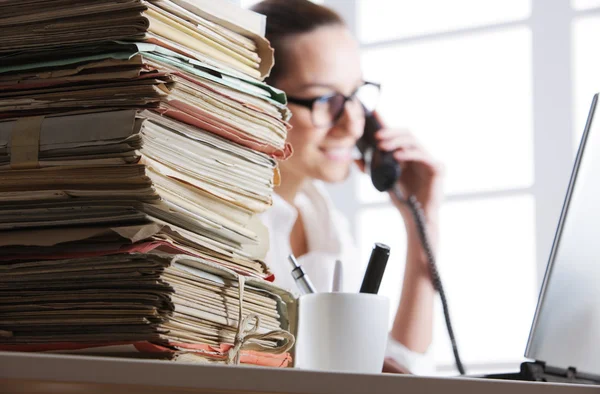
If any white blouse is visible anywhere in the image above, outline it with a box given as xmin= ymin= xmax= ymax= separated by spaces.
xmin=260 ymin=180 xmax=435 ymax=375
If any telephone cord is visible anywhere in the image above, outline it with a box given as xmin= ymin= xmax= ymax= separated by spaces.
xmin=393 ymin=184 xmax=466 ymax=375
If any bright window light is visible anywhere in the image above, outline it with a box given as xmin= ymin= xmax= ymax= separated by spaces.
xmin=359 ymin=28 xmax=534 ymax=201
xmin=573 ymin=16 xmax=600 ymax=152
xmin=358 ymin=195 xmax=537 ymax=367
xmin=433 ymin=194 xmax=537 ymax=366
xmin=357 ymin=0 xmax=531 ymax=43
xmin=572 ymin=0 xmax=600 ymax=10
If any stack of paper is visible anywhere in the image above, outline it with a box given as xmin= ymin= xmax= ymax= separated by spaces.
xmin=0 ymin=0 xmax=296 ymax=366
xmin=0 ymin=41 xmax=291 ymax=158
xmin=0 ymin=0 xmax=275 ymax=80
xmin=0 ymin=107 xmax=283 ymax=279
xmin=0 ymin=254 xmax=296 ymax=366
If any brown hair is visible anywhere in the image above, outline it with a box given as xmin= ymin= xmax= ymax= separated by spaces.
xmin=251 ymin=0 xmax=345 ymax=84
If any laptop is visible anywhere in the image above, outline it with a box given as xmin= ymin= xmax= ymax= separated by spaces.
xmin=481 ymin=94 xmax=600 ymax=384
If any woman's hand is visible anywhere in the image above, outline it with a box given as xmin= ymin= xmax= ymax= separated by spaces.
xmin=362 ymin=113 xmax=442 ymax=355
xmin=372 ymin=112 xmax=444 ymax=221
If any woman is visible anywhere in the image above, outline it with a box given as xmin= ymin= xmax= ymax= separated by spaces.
xmin=252 ymin=0 xmax=444 ymax=375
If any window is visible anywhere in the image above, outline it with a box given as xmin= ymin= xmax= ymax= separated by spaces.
xmin=573 ymin=0 xmax=600 ymax=10
xmin=324 ymin=0 xmax=600 ymax=375
xmin=359 ymin=24 xmax=537 ymax=371
xmin=357 ymin=0 xmax=531 ymax=43
xmin=360 ymin=28 xmax=534 ymax=197
xmin=573 ymin=15 xmax=600 ymax=148
xmin=355 ymin=4 xmax=537 ymax=372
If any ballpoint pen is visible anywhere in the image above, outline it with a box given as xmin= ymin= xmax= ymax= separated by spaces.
xmin=288 ymin=254 xmax=316 ymax=295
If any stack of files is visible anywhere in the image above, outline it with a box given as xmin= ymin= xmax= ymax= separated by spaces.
xmin=0 ymin=254 xmax=297 ymax=367
xmin=0 ymin=0 xmax=275 ymax=80
xmin=0 ymin=109 xmax=278 ymax=280
xmin=0 ymin=0 xmax=296 ymax=366
xmin=0 ymin=41 xmax=292 ymax=159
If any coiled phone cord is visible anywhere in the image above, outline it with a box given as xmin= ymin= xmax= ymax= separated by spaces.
xmin=393 ymin=184 xmax=466 ymax=375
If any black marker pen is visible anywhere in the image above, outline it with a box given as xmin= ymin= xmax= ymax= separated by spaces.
xmin=359 ymin=243 xmax=390 ymax=294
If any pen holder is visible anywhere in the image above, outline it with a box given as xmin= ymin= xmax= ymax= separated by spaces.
xmin=294 ymin=293 xmax=390 ymax=374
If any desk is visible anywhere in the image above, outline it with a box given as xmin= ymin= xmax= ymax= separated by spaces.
xmin=0 ymin=351 xmax=596 ymax=394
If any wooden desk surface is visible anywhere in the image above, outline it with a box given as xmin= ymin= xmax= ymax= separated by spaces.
xmin=0 ymin=351 xmax=597 ymax=394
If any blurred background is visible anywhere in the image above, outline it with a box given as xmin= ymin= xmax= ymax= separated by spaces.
xmin=233 ymin=0 xmax=600 ymax=375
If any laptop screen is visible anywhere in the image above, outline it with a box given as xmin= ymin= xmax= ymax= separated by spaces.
xmin=525 ymin=94 xmax=599 ymax=376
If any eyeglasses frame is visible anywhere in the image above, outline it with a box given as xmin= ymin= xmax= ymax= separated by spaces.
xmin=286 ymin=81 xmax=381 ymax=127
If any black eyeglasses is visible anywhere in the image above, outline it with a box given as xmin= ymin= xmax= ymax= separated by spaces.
xmin=286 ymin=82 xmax=381 ymax=128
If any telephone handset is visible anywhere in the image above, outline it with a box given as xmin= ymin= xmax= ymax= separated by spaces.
xmin=356 ymin=114 xmax=402 ymax=192
xmin=357 ymin=112 xmax=467 ymax=375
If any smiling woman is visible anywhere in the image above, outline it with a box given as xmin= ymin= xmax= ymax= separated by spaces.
xmin=270 ymin=24 xmax=366 ymax=186
xmin=250 ymin=0 xmax=445 ymax=375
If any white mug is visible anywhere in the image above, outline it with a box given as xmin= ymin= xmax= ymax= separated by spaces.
xmin=294 ymin=292 xmax=390 ymax=373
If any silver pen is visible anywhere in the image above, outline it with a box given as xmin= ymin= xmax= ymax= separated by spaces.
xmin=288 ymin=254 xmax=316 ymax=295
